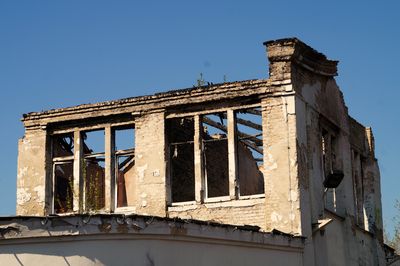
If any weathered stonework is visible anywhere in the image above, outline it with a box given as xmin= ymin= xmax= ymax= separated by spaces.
xmin=9 ymin=38 xmax=390 ymax=265
xmin=16 ymin=128 xmax=48 ymax=216
xmin=134 ymin=112 xmax=167 ymax=217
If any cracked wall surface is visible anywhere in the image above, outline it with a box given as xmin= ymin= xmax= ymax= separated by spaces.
xmin=12 ymin=38 xmax=388 ymax=265
xmin=16 ymin=129 xmax=48 ymax=216
xmin=0 ymin=215 xmax=304 ymax=266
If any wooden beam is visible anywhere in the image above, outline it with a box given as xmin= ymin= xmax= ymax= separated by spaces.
xmin=243 ymin=108 xmax=261 ymax=116
xmin=220 ymin=113 xmax=262 ymax=131
xmin=239 ymin=139 xmax=263 ymax=155
xmin=236 ymin=117 xmax=262 ymax=131
xmin=203 ymin=117 xmax=262 ymax=146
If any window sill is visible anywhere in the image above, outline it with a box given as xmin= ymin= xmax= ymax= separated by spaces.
xmin=239 ymin=193 xmax=265 ymax=200
xmin=114 ymin=206 xmax=137 ymax=214
xmin=52 ymin=212 xmax=77 ymax=216
xmin=170 ymin=201 xmax=196 ymax=207
xmin=204 ymin=196 xmax=231 ymax=203
xmin=168 ymin=197 xmax=265 ymax=212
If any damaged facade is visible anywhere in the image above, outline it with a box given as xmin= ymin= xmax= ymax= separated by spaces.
xmin=0 ymin=38 xmax=391 ymax=265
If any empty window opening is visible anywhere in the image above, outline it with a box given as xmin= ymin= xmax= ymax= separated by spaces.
xmin=115 ymin=127 xmax=135 ymax=151
xmin=321 ymin=129 xmax=329 ymax=175
xmin=167 ymin=117 xmax=195 ymax=203
xmin=202 ymin=112 xmax=229 ymax=198
xmin=52 ymin=133 xmax=74 ymax=157
xmin=83 ymin=130 xmax=105 ymax=211
xmin=352 ymin=150 xmax=365 ymax=226
xmin=321 ymin=128 xmax=339 ymax=211
xmin=321 ymin=129 xmax=338 ymax=176
xmin=235 ymin=107 xmax=264 ymax=196
xmin=114 ymin=127 xmax=135 ymax=208
xmin=52 ymin=133 xmax=74 ymax=214
xmin=53 ymin=162 xmax=74 ymax=213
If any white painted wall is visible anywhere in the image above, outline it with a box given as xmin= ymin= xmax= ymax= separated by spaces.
xmin=0 ymin=236 xmax=303 ymax=266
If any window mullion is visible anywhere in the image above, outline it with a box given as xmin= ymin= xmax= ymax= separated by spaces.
xmin=104 ymin=126 xmax=115 ymax=212
xmin=194 ymin=115 xmax=204 ymax=203
xmin=73 ymin=130 xmax=82 ymax=213
xmin=227 ymin=110 xmax=238 ymax=199
xmin=51 ymin=162 xmax=56 ymax=214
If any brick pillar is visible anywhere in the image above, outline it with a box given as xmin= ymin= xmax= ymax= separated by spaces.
xmin=16 ymin=128 xmax=48 ymax=216
xmin=134 ymin=111 xmax=167 ymax=216
xmin=262 ymin=95 xmax=301 ymax=234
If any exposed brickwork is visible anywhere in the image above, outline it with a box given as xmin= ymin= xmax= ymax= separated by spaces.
xmin=168 ymin=199 xmax=265 ymax=228
xmin=14 ymin=38 xmax=387 ymax=265
xmin=262 ymin=96 xmax=301 ymax=234
xmin=133 ymin=112 xmax=167 ymax=217
xmin=16 ymin=129 xmax=48 ymax=216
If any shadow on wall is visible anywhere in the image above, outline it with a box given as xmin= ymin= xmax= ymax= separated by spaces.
xmin=1 ymin=237 xmax=302 ymax=266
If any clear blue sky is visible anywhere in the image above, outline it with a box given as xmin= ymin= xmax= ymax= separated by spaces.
xmin=0 ymin=1 xmax=399 ymax=236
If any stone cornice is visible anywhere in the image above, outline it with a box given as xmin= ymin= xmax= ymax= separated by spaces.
xmin=264 ymin=38 xmax=338 ymax=77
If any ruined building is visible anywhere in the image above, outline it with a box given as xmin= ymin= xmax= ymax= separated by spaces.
xmin=0 ymin=38 xmax=392 ymax=265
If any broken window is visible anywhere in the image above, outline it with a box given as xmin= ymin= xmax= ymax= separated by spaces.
xmin=114 ymin=127 xmax=135 ymax=208
xmin=321 ymin=129 xmax=337 ymax=176
xmin=235 ymin=107 xmax=264 ymax=196
xmin=83 ymin=130 xmax=105 ymax=211
xmin=202 ymin=112 xmax=229 ymax=198
xmin=167 ymin=117 xmax=195 ymax=203
xmin=321 ymin=127 xmax=343 ymax=212
xmin=167 ymin=107 xmax=266 ymax=204
xmin=52 ymin=133 xmax=74 ymax=214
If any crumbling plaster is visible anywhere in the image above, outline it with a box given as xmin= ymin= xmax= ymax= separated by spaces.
xmin=133 ymin=112 xmax=167 ymax=217
xmin=16 ymin=129 xmax=48 ymax=216
xmin=12 ymin=38 xmax=388 ymax=265
xmin=16 ymin=38 xmax=384 ymax=236
xmin=0 ymin=215 xmax=304 ymax=266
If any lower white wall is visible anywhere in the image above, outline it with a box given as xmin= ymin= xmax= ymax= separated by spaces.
xmin=0 ymin=236 xmax=303 ymax=266
xmin=312 ymin=214 xmax=386 ymax=266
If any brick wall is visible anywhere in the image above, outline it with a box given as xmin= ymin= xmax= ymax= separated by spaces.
xmin=168 ymin=198 xmax=265 ymax=229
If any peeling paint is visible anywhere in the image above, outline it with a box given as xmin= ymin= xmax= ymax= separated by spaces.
xmin=17 ymin=167 xmax=28 ymax=180
xmin=13 ymin=38 xmax=386 ymax=265
xmin=271 ymin=211 xmax=283 ymax=223
xmin=17 ymin=188 xmax=31 ymax=205
xmin=137 ymin=164 xmax=148 ymax=183
xmin=265 ymin=153 xmax=278 ymax=170
xmin=33 ymin=186 xmax=45 ymax=202
xmin=289 ymin=190 xmax=298 ymax=202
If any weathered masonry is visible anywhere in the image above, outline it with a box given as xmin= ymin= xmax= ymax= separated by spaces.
xmin=6 ymin=38 xmax=390 ymax=265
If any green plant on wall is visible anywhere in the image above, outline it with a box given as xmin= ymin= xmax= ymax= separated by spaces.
xmin=65 ymin=176 xmax=73 ymax=212
xmin=196 ymin=73 xmax=206 ymax=87
xmin=385 ymin=200 xmax=400 ymax=254
xmin=84 ymin=160 xmax=105 ymax=212
xmin=54 ymin=171 xmax=73 ymax=213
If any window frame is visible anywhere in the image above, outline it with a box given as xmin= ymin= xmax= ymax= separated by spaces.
xmin=235 ymin=106 xmax=265 ymax=199
xmin=167 ymin=103 xmax=265 ymax=206
xmin=50 ymin=132 xmax=75 ymax=215
xmin=49 ymin=121 xmax=135 ymax=214
xmin=52 ymin=159 xmax=74 ymax=215
xmin=202 ymin=111 xmax=230 ymax=200
xmin=319 ymin=118 xmax=342 ymax=213
xmin=112 ymin=125 xmax=136 ymax=212
xmin=82 ymin=129 xmax=106 ymax=212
